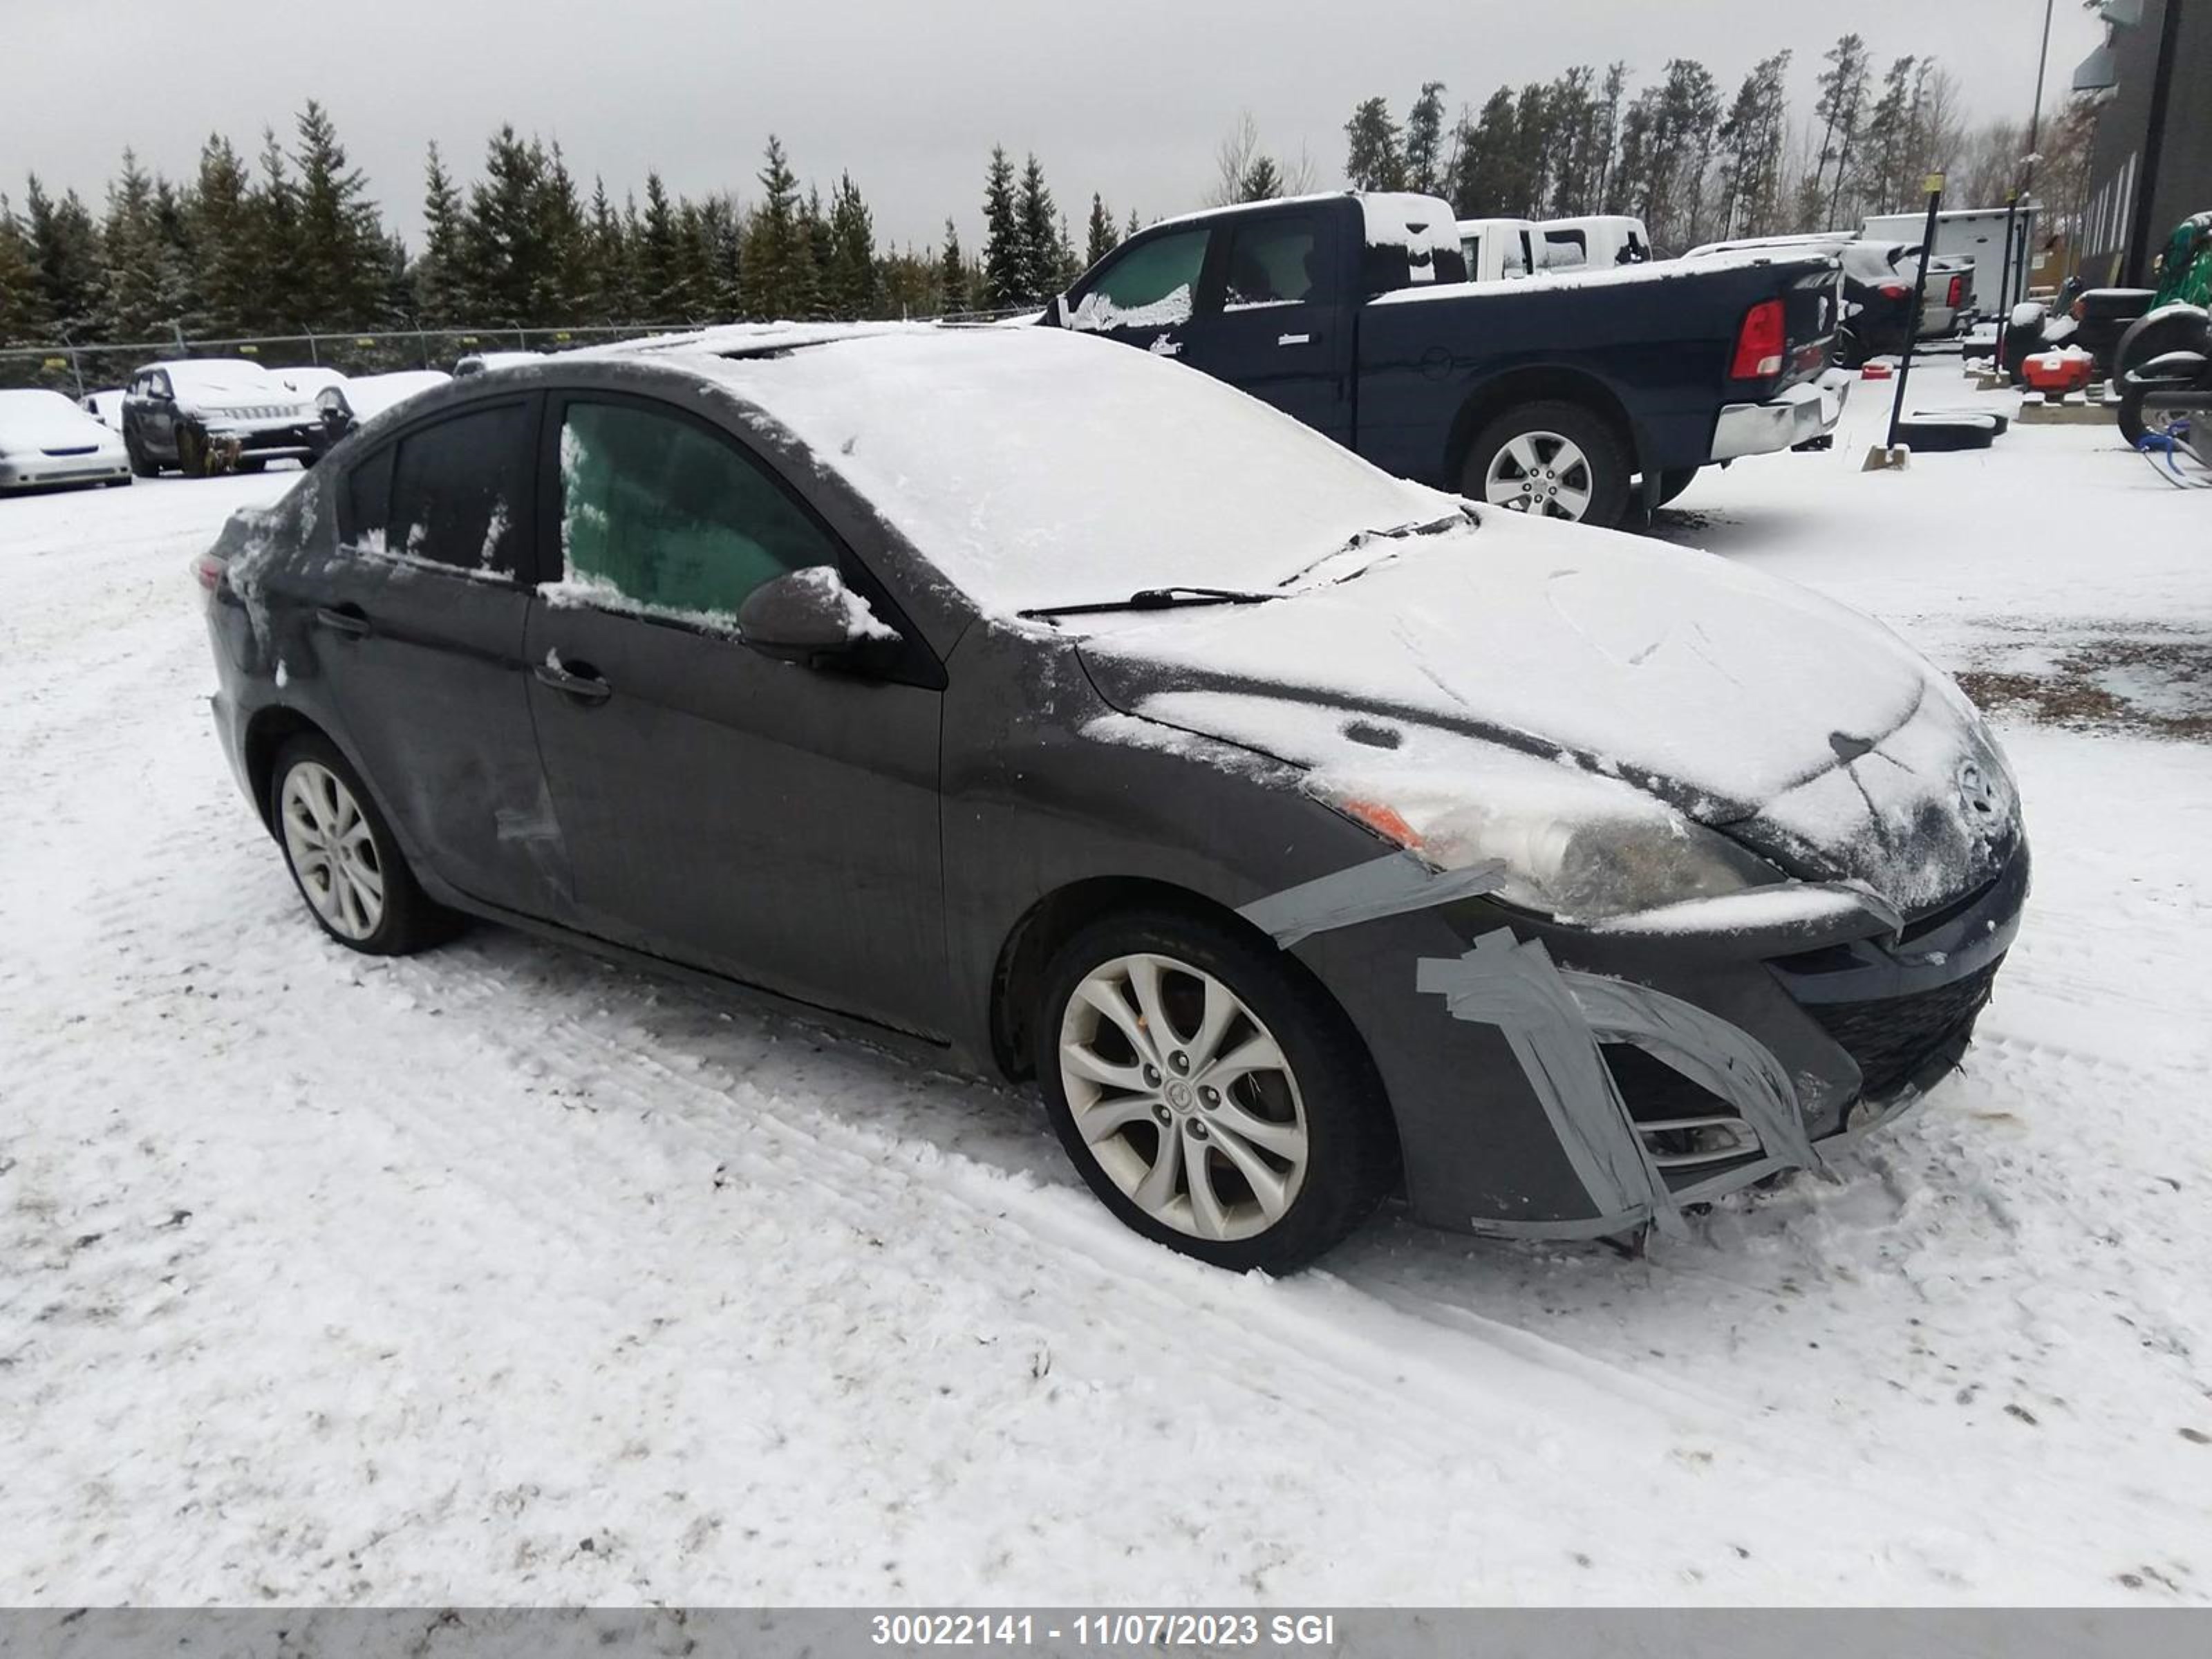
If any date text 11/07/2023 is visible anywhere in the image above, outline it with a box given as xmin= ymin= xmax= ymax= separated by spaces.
xmin=869 ymin=1613 xmax=1341 ymax=1648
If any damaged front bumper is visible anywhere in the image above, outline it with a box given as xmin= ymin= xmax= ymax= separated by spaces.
xmin=1251 ymin=839 xmax=2028 ymax=1244
xmin=1709 ymin=371 xmax=1851 ymax=462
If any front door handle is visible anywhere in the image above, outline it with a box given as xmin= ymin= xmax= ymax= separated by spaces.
xmin=315 ymin=604 xmax=370 ymax=638
xmin=534 ymin=658 xmax=612 ymax=705
xmin=1278 ymin=332 xmax=1314 ymax=347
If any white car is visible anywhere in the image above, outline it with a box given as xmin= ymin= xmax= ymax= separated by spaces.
xmin=0 ymin=388 xmax=132 ymax=492
xmin=79 ymin=388 xmax=127 ymax=429
xmin=453 ymin=350 xmax=545 ymax=377
xmin=310 ymin=370 xmax=451 ymax=454
xmin=275 ymin=365 xmax=350 ymax=401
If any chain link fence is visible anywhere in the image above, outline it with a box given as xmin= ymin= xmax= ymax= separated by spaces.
xmin=0 ymin=324 xmax=673 ymax=397
xmin=0 ymin=308 xmax=1039 ymax=397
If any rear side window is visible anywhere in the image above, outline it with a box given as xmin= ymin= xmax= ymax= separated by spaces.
xmin=1544 ymin=229 xmax=1588 ymax=270
xmin=1224 ymin=216 xmax=1330 ymax=306
xmin=1070 ymin=228 xmax=1209 ymax=328
xmin=346 ymin=402 xmax=529 ymax=572
xmin=556 ymin=400 xmax=837 ymax=622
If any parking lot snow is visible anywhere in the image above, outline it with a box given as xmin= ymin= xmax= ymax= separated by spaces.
xmin=3 ymin=368 xmax=2209 ymax=1606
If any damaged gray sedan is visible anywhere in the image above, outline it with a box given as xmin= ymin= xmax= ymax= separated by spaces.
xmin=198 ymin=324 xmax=2026 ymax=1273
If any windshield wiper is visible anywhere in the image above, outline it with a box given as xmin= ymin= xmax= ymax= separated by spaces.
xmin=1275 ymin=508 xmax=1476 ymax=589
xmin=1019 ymin=586 xmax=1280 ymax=621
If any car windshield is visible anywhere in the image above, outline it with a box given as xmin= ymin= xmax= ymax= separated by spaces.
xmin=683 ymin=328 xmax=1450 ymax=616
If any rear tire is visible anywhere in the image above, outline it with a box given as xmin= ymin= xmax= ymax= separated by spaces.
xmin=2114 ymin=306 xmax=2209 ymax=382
xmin=124 ymin=435 xmax=159 ymax=478
xmin=1033 ymin=910 xmax=1396 ymax=1273
xmin=1462 ymin=400 xmax=1631 ymax=529
xmin=268 ymin=733 xmax=457 ymax=956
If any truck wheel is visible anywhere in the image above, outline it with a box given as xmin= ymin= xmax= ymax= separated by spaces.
xmin=1464 ymin=401 xmax=1630 ymax=528
xmin=124 ymin=434 xmax=159 ymax=478
xmin=176 ymin=423 xmax=208 ymax=478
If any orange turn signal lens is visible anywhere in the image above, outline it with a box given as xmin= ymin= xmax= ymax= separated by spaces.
xmin=1340 ymin=798 xmax=1424 ymax=849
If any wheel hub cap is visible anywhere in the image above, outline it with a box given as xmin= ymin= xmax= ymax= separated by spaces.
xmin=279 ymin=761 xmax=384 ymax=941
xmin=1483 ymin=430 xmax=1597 ymax=521
xmin=1058 ymin=952 xmax=1309 ymax=1243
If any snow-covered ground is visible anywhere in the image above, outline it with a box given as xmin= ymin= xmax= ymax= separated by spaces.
xmin=2 ymin=366 xmax=2208 ymax=1607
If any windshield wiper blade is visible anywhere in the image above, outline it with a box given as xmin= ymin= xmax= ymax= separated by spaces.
xmin=1020 ymin=586 xmax=1280 ymax=620
xmin=1275 ymin=508 xmax=1477 ymax=589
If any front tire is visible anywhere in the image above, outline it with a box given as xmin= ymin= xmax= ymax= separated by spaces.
xmin=1463 ymin=400 xmax=1631 ymax=528
xmin=269 ymin=733 xmax=455 ymax=955
xmin=1034 ymin=910 xmax=1395 ymax=1273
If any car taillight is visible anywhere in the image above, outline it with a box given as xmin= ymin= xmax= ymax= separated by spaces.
xmin=2070 ymin=297 xmax=2088 ymax=321
xmin=1730 ymin=298 xmax=1787 ymax=379
xmin=1947 ymin=274 xmax=1965 ymax=308
xmin=1878 ymin=281 xmax=1910 ymax=301
xmin=192 ymin=551 xmax=227 ymax=600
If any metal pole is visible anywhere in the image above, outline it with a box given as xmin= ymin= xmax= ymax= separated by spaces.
xmin=2014 ymin=0 xmax=2056 ymax=311
xmin=1888 ymin=175 xmax=1946 ymax=452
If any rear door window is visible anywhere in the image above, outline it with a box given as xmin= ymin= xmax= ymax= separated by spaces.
xmin=366 ymin=402 xmax=532 ymax=574
xmin=554 ymin=398 xmax=838 ymax=624
xmin=1222 ymin=215 xmax=1331 ymax=308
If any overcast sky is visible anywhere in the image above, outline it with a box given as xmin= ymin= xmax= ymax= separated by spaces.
xmin=7 ymin=0 xmax=2103 ymax=252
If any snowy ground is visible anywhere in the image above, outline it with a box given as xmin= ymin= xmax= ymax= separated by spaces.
xmin=2 ymin=364 xmax=2209 ymax=1607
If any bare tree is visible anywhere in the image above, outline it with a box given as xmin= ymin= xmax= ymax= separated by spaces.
xmin=1208 ymin=111 xmax=1264 ymax=207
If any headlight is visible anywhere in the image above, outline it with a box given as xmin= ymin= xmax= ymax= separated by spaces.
xmin=1316 ymin=744 xmax=1782 ymax=924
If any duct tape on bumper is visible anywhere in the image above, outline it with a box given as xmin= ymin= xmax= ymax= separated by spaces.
xmin=1238 ymin=853 xmax=1825 ymax=1240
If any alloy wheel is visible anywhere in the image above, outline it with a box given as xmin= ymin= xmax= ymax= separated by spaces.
xmin=1483 ymin=430 xmax=1595 ymax=521
xmin=279 ymin=760 xmax=385 ymax=941
xmin=1057 ymin=952 xmax=1309 ymax=1242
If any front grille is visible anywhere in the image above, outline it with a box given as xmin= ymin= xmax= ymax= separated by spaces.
xmin=1806 ymin=956 xmax=2004 ymax=1100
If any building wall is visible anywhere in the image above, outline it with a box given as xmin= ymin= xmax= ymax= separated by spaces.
xmin=2080 ymin=0 xmax=2212 ymax=288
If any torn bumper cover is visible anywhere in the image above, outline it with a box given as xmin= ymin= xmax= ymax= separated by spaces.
xmin=1240 ymin=841 xmax=2027 ymax=1241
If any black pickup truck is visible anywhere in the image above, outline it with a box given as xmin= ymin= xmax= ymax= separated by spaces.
xmin=1042 ymin=191 xmax=1845 ymax=527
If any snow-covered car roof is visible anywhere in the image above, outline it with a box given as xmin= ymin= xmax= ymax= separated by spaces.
xmin=332 ymin=369 xmax=451 ymax=422
xmin=144 ymin=358 xmax=281 ymax=397
xmin=0 ymin=388 xmax=122 ymax=451
xmin=613 ymin=325 xmax=1447 ymax=617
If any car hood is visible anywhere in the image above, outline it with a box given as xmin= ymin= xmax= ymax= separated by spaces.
xmin=1074 ymin=512 xmax=2019 ymax=916
xmin=0 ymin=400 xmax=122 ymax=453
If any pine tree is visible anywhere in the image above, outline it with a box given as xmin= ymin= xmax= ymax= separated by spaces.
xmin=0 ymin=196 xmax=52 ymax=346
xmin=250 ymin=126 xmax=300 ymax=327
xmin=26 ymin=176 xmax=104 ymax=335
xmin=1812 ymin=32 xmax=1872 ymax=229
xmin=290 ymin=101 xmax=384 ymax=327
xmin=415 ymin=142 xmax=469 ymax=325
xmin=191 ymin=135 xmax=259 ymax=335
xmin=1014 ymin=154 xmax=1059 ymax=304
xmin=937 ymin=220 xmax=967 ymax=313
xmin=1125 ymin=207 xmax=1142 ymax=239
xmin=803 ymin=185 xmax=834 ymax=307
xmin=637 ymin=171 xmax=684 ymax=322
xmin=1239 ymin=154 xmax=1283 ymax=202
xmin=1450 ymin=90 xmax=1518 ymax=218
xmin=740 ymin=135 xmax=816 ymax=320
xmin=464 ymin=126 xmax=549 ymax=327
xmin=1404 ymin=82 xmax=1449 ymax=195
xmin=1855 ymin=56 xmax=1918 ymax=216
xmin=825 ymin=172 xmax=880 ymax=319
xmin=99 ymin=149 xmax=168 ymax=341
xmin=1083 ymin=193 xmax=1117 ymax=271
xmin=1343 ymin=97 xmax=1405 ymax=191
xmin=1716 ymin=52 xmax=1792 ymax=238
xmin=585 ymin=176 xmax=636 ymax=323
xmin=694 ymin=194 xmax=744 ymax=321
xmin=979 ymin=146 xmax=1024 ymax=309
xmin=1595 ymin=62 xmax=1629 ymax=207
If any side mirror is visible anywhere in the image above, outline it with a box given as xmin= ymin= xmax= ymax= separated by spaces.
xmin=736 ymin=566 xmax=898 ymax=667
xmin=1042 ymin=293 xmax=1069 ymax=327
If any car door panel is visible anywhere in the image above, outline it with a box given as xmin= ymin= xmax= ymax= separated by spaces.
xmin=306 ymin=393 xmax=573 ymax=919
xmin=523 ymin=391 xmax=949 ymax=1037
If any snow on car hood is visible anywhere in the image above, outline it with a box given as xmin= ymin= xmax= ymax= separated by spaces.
xmin=1076 ymin=512 xmax=2020 ymax=916
xmin=0 ymin=391 xmax=121 ymax=454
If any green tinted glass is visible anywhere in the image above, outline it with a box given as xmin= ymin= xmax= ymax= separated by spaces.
xmin=560 ymin=401 xmax=835 ymax=618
